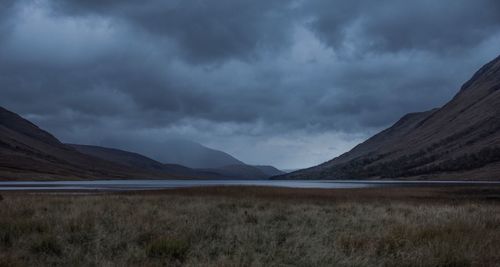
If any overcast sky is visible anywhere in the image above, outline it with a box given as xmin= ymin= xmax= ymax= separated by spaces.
xmin=1 ymin=0 xmax=500 ymax=169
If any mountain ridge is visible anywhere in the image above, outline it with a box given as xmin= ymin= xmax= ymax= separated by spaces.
xmin=276 ymin=55 xmax=500 ymax=181
xmin=134 ymin=139 xmax=246 ymax=169
xmin=0 ymin=107 xmax=181 ymax=180
xmin=69 ymin=143 xmax=279 ymax=179
xmin=0 ymin=107 xmax=228 ymax=180
xmin=68 ymin=144 xmax=221 ymax=178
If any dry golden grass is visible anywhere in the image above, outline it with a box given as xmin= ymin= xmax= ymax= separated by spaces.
xmin=0 ymin=186 xmax=499 ymax=266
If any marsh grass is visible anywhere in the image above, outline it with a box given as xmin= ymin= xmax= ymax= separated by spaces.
xmin=146 ymin=237 xmax=189 ymax=261
xmin=0 ymin=187 xmax=499 ymax=266
xmin=30 ymin=236 xmax=63 ymax=256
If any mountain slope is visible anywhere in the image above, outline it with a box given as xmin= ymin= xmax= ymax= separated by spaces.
xmin=68 ymin=144 xmax=169 ymax=172
xmin=102 ymin=136 xmax=283 ymax=178
xmin=253 ymin=165 xmax=285 ymax=176
xmin=0 ymin=107 xmax=183 ymax=180
xmin=107 ymin=138 xmax=279 ymax=178
xmin=69 ymin=143 xmax=276 ymax=179
xmin=68 ymin=144 xmax=227 ymax=179
xmin=200 ymin=164 xmax=269 ymax=179
xmin=156 ymin=141 xmax=283 ymax=178
xmin=67 ymin=144 xmax=248 ymax=179
xmin=150 ymin=139 xmax=245 ymax=169
xmin=279 ymin=55 xmax=500 ymax=180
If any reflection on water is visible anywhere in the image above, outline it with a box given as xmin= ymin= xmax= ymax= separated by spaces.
xmin=0 ymin=179 xmax=499 ymax=191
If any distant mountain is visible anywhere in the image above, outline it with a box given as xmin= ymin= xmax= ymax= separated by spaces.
xmin=253 ymin=165 xmax=285 ymax=176
xmin=69 ymin=143 xmax=277 ymax=179
xmin=200 ymin=164 xmax=268 ymax=179
xmin=0 ymin=107 xmax=178 ymax=180
xmin=163 ymin=163 xmax=221 ymax=178
xmin=0 ymin=106 xmax=283 ymax=180
xmin=68 ymin=144 xmax=221 ymax=178
xmin=157 ymin=140 xmax=286 ymax=178
xmin=278 ymin=55 xmax=500 ymax=181
xmin=107 ymin=138 xmax=282 ymax=179
xmin=149 ymin=139 xmax=245 ymax=169
xmin=100 ymin=134 xmax=285 ymax=179
xmin=282 ymin=169 xmax=300 ymax=173
xmin=69 ymin=144 xmax=287 ymax=179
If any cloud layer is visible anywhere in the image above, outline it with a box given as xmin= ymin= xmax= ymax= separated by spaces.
xmin=1 ymin=0 xmax=500 ymax=168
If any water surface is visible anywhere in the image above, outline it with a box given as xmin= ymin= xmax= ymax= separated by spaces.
xmin=0 ymin=179 xmax=499 ymax=191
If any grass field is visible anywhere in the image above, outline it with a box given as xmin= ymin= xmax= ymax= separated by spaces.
xmin=0 ymin=186 xmax=499 ymax=266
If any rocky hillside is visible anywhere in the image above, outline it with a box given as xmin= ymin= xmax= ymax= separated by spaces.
xmin=278 ymin=55 xmax=500 ymax=180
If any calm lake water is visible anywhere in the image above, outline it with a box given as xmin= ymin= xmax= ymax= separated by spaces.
xmin=0 ymin=179 xmax=499 ymax=191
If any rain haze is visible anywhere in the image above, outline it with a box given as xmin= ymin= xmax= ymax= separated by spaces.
xmin=1 ymin=0 xmax=500 ymax=169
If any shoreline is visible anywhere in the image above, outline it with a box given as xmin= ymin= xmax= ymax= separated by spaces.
xmin=2 ymin=185 xmax=500 ymax=203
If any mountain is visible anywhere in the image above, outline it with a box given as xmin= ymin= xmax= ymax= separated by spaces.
xmin=101 ymin=134 xmax=286 ymax=178
xmin=68 ymin=144 xmax=170 ymax=172
xmin=282 ymin=169 xmax=300 ymax=173
xmin=200 ymin=164 xmax=268 ymax=179
xmin=0 ymin=107 xmax=212 ymax=180
xmin=278 ymin=55 xmax=500 ymax=181
xmin=141 ymin=139 xmax=245 ymax=169
xmin=68 ymin=144 xmax=224 ymax=178
xmin=253 ymin=165 xmax=285 ymax=176
xmin=0 ymin=107 xmax=161 ymax=180
xmin=153 ymin=140 xmax=284 ymax=178
xmin=104 ymin=138 xmax=281 ymax=179
xmin=69 ymin=144 xmax=277 ymax=179
xmin=0 ymin=106 xmax=281 ymax=180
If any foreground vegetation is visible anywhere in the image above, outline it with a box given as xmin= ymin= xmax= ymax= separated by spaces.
xmin=0 ymin=187 xmax=499 ymax=266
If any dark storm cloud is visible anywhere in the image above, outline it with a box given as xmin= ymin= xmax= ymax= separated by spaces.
xmin=306 ymin=0 xmax=500 ymax=54
xmin=1 ymin=0 xmax=500 ymax=168
xmin=49 ymin=0 xmax=295 ymax=63
xmin=0 ymin=0 xmax=18 ymax=38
